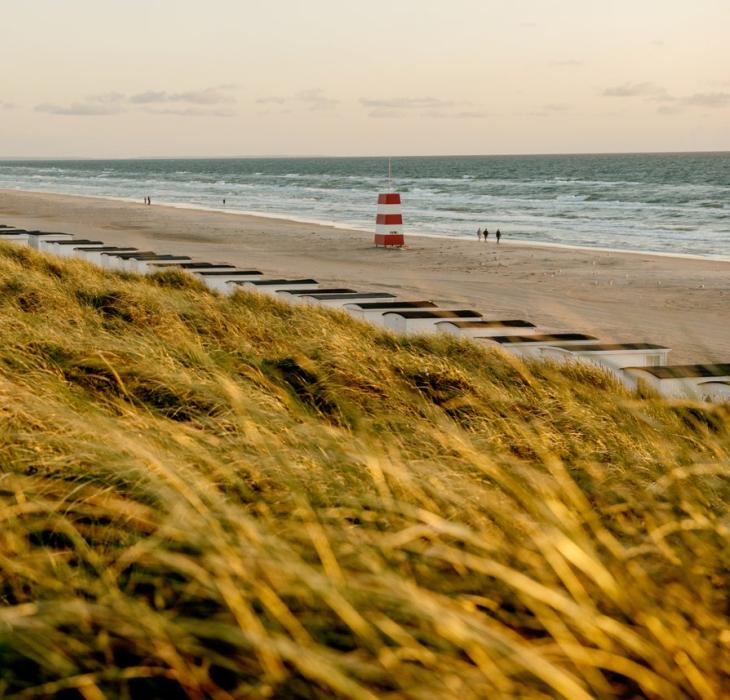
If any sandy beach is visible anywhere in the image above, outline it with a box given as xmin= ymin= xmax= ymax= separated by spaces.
xmin=2 ymin=188 xmax=729 ymax=364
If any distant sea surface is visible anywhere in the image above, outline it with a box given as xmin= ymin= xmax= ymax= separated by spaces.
xmin=1 ymin=153 xmax=729 ymax=258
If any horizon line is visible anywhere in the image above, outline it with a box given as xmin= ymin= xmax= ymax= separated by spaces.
xmin=1 ymin=148 xmax=729 ymax=162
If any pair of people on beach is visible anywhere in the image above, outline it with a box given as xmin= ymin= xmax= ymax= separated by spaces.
xmin=144 ymin=196 xmax=152 ymax=206
xmin=477 ymin=227 xmax=501 ymax=243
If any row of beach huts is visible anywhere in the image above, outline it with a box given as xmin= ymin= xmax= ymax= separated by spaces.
xmin=2 ymin=224 xmax=729 ymax=403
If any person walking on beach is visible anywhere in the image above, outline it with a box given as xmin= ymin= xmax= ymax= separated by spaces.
xmin=483 ymin=228 xmax=489 ymax=241
xmin=496 ymin=229 xmax=502 ymax=244
xmin=477 ymin=227 xmax=482 ymax=241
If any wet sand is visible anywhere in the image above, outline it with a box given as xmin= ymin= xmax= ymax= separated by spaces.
xmin=2 ymin=188 xmax=729 ymax=363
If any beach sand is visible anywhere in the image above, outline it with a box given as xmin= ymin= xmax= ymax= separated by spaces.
xmin=2 ymin=188 xmax=729 ymax=364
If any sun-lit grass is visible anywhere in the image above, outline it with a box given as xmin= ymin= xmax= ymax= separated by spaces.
xmin=0 ymin=241 xmax=728 ymax=699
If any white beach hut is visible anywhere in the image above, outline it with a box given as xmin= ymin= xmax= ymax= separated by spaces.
xmin=477 ymin=333 xmax=599 ymax=359
xmin=144 ymin=262 xmax=239 ymax=275
xmin=29 ymin=232 xmax=75 ymax=250
xmin=276 ymin=288 xmax=358 ymax=305
xmin=435 ymin=319 xmax=538 ymax=338
xmin=79 ymin=247 xmax=140 ymax=267
xmin=0 ymin=229 xmax=31 ymax=246
xmin=294 ymin=292 xmax=397 ymax=308
xmin=99 ymin=250 xmax=155 ymax=270
xmin=193 ymin=270 xmax=264 ymax=293
xmin=622 ymin=364 xmax=730 ymax=400
xmin=541 ymin=343 xmax=670 ymax=370
xmin=343 ymin=300 xmax=438 ymax=324
xmin=46 ymin=239 xmax=107 ymax=258
xmin=227 ymin=278 xmax=320 ymax=297
xmin=127 ymin=255 xmax=193 ymax=274
xmin=698 ymin=381 xmax=730 ymax=403
xmin=382 ymin=310 xmax=483 ymax=335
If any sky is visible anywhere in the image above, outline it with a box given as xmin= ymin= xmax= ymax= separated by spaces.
xmin=1 ymin=0 xmax=729 ymax=158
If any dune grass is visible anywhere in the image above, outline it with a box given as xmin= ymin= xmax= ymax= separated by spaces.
xmin=0 ymin=241 xmax=728 ymax=699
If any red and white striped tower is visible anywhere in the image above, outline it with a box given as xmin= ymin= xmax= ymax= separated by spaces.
xmin=374 ymin=193 xmax=405 ymax=247
xmin=374 ymin=158 xmax=405 ymax=247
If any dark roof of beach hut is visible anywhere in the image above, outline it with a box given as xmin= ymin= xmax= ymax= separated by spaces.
xmin=626 ymin=364 xmax=730 ymax=379
xmin=549 ymin=343 xmax=669 ymax=352
xmin=232 ymin=278 xmax=318 ymax=286
xmin=53 ymin=239 xmax=105 ymax=246
xmin=436 ymin=319 xmax=535 ymax=328
xmin=148 ymin=262 xmax=237 ymax=269
xmin=346 ymin=301 xmax=438 ymax=310
xmin=383 ymin=310 xmax=482 ymax=319
xmin=73 ymin=246 xmax=138 ymax=252
xmin=487 ymin=333 xmax=598 ymax=344
xmin=281 ymin=288 xmax=357 ymax=295
xmin=301 ymin=292 xmax=396 ymax=300
xmin=194 ymin=270 xmax=263 ymax=276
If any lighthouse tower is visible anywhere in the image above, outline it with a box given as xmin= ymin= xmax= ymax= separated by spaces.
xmin=374 ymin=159 xmax=405 ymax=248
xmin=374 ymin=193 xmax=405 ymax=248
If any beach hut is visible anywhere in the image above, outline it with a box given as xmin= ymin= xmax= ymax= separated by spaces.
xmin=0 ymin=229 xmax=31 ymax=245
xmin=28 ymin=232 xmax=74 ymax=250
xmin=374 ymin=193 xmax=405 ymax=248
xmin=46 ymin=239 xmax=107 ymax=257
xmin=228 ymin=278 xmax=320 ymax=297
xmin=541 ymin=343 xmax=670 ymax=369
xmin=77 ymin=247 xmax=140 ymax=266
xmin=382 ymin=309 xmax=482 ymax=335
xmin=343 ymin=300 xmax=438 ymax=321
xmin=477 ymin=333 xmax=599 ymax=359
xmin=193 ymin=270 xmax=264 ymax=293
xmin=276 ymin=289 xmax=357 ymax=305
xmin=134 ymin=259 xmax=224 ymax=274
xmin=295 ymin=292 xmax=397 ymax=308
xmin=99 ymin=250 xmax=155 ymax=270
xmin=622 ymin=364 xmax=730 ymax=400
xmin=436 ymin=319 xmax=537 ymax=338
xmin=127 ymin=255 xmax=193 ymax=274
xmin=698 ymin=381 xmax=730 ymax=403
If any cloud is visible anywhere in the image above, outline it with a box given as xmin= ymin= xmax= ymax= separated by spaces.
xmin=256 ymin=96 xmax=289 ymax=105
xmin=130 ymin=86 xmax=235 ymax=105
xmin=35 ymin=85 xmax=238 ymax=117
xmin=35 ymin=102 xmax=124 ymax=116
xmin=256 ymin=89 xmax=339 ymax=112
xmin=87 ymin=92 xmax=126 ymax=104
xmin=360 ymin=96 xmax=485 ymax=120
xmin=422 ymin=110 xmax=488 ymax=120
xmin=296 ymin=88 xmax=339 ymax=110
xmin=0 ymin=100 xmax=15 ymax=110
xmin=360 ymin=96 xmax=456 ymax=110
xmin=143 ymin=107 xmax=236 ymax=117
xmin=681 ymin=92 xmax=730 ymax=109
xmin=602 ymin=82 xmax=664 ymax=98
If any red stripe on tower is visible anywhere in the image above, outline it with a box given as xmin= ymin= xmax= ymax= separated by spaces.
xmin=376 ymin=214 xmax=403 ymax=225
xmin=378 ymin=193 xmax=401 ymax=205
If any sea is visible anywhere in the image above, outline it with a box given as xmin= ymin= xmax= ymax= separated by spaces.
xmin=1 ymin=152 xmax=729 ymax=259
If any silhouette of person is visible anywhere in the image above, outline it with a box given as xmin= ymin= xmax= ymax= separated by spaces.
xmin=496 ymin=229 xmax=502 ymax=244
xmin=477 ymin=227 xmax=482 ymax=241
xmin=223 ymin=198 xmax=226 ymax=205
xmin=483 ymin=228 xmax=489 ymax=241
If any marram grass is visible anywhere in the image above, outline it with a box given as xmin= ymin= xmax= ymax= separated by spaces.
xmin=0 ymin=242 xmax=728 ymax=699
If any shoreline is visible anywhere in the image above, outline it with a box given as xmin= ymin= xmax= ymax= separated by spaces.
xmin=3 ymin=186 xmax=729 ymax=264
xmin=1 ymin=188 xmax=729 ymax=364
